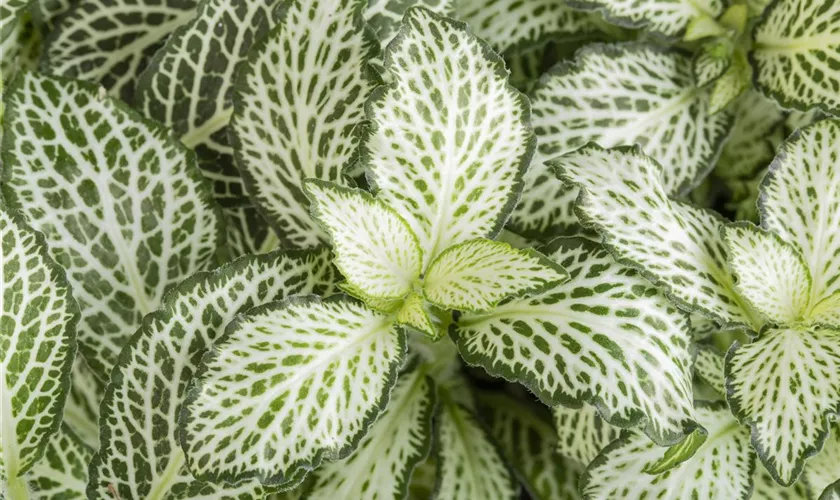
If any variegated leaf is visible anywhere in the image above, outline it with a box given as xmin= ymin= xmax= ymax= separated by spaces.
xmin=365 ymin=7 xmax=535 ymax=266
xmin=182 ymin=296 xmax=406 ymax=484
xmin=223 ymin=205 xmax=280 ymax=258
xmin=364 ymin=0 xmax=451 ymax=48
xmin=453 ymin=237 xmax=697 ymax=445
xmin=533 ymin=43 xmax=732 ymax=195
xmin=752 ymin=0 xmax=840 ymax=114
xmin=63 ymin=358 xmax=103 ymax=449
xmin=715 ymin=90 xmax=785 ymax=181
xmin=396 ymin=293 xmax=438 ymax=339
xmin=338 ymin=282 xmax=402 ymax=314
xmin=823 ymin=483 xmax=840 ymax=500
xmin=694 ymin=345 xmax=726 ymax=396
xmin=1 ymin=73 xmax=223 ymax=380
xmin=422 ymin=238 xmax=568 ymax=312
xmin=305 ymin=181 xmax=422 ymax=300
xmin=581 ymin=401 xmax=755 ymax=500
xmin=0 ymin=0 xmax=31 ymax=37
xmin=723 ymin=223 xmax=811 ymax=325
xmin=567 ymin=0 xmax=723 ymax=37
xmin=554 ymin=144 xmax=759 ymax=329
xmin=306 ymin=365 xmax=436 ymax=500
xmin=693 ymin=38 xmax=732 ymax=87
xmin=89 ymin=249 xmax=336 ymax=499
xmin=29 ymin=0 xmax=73 ymax=31
xmin=456 ymin=0 xmax=604 ymax=54
xmin=552 ymin=404 xmax=619 ymax=466
xmin=230 ymin=0 xmax=376 ymax=248
xmin=0 ymin=206 xmax=78 ymax=494
xmin=26 ymin=426 xmax=91 ymax=500
xmin=42 ymin=0 xmax=198 ymax=102
xmin=435 ymin=397 xmax=518 ymax=500
xmin=760 ymin=119 xmax=840 ymax=327
xmin=752 ymin=467 xmax=810 ymax=500
xmin=709 ymin=49 xmax=751 ymax=115
xmin=135 ymin=0 xmax=281 ymax=205
xmin=479 ymin=391 xmax=585 ymax=500
xmin=805 ymin=427 xmax=840 ymax=499
xmin=725 ymin=327 xmax=840 ymax=485
xmin=0 ymin=15 xmax=41 ymax=83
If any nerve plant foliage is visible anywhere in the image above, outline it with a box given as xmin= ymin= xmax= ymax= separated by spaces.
xmin=1 ymin=0 xmax=840 ymax=499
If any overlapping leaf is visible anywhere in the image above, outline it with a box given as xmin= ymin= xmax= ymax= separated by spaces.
xmin=714 ymin=90 xmax=785 ymax=181
xmin=694 ymin=345 xmax=726 ymax=397
xmin=804 ymin=428 xmax=840 ymax=500
xmin=365 ymin=7 xmax=535 ymax=266
xmin=89 ymin=249 xmax=336 ymax=499
xmin=396 ymin=293 xmax=437 ymax=338
xmin=1 ymin=73 xmax=223 ymax=380
xmin=422 ymin=238 xmax=568 ymax=312
xmin=42 ymin=0 xmax=198 ymax=101
xmin=135 ymin=0 xmax=281 ymax=205
xmin=453 ymin=237 xmax=697 ymax=445
xmin=26 ymin=426 xmax=91 ymax=499
xmin=0 ymin=207 xmax=78 ymax=491
xmin=305 ymin=181 xmax=422 ymax=299
xmin=306 ymin=365 xmax=436 ymax=499
xmin=725 ymin=327 xmax=840 ymax=485
xmin=479 ymin=392 xmax=585 ymax=500
xmin=230 ymin=0 xmax=376 ymax=248
xmin=567 ymin=0 xmax=723 ymax=37
xmin=552 ymin=404 xmax=619 ymax=466
xmin=223 ymin=205 xmax=280 ymax=258
xmin=693 ymin=38 xmax=732 ymax=87
xmin=365 ymin=0 xmax=451 ymax=48
xmin=182 ymin=296 xmax=406 ymax=484
xmin=62 ymin=359 xmax=103 ymax=449
xmin=554 ymin=144 xmax=758 ymax=329
xmin=752 ymin=0 xmax=840 ymax=114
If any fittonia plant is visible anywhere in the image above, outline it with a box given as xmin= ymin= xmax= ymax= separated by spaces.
xmin=1 ymin=0 xmax=839 ymax=499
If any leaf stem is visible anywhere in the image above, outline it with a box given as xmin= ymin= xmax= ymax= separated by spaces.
xmin=5 ymin=474 xmax=31 ymax=500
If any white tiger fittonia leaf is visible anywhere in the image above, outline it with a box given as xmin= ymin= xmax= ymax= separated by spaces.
xmin=134 ymin=0 xmax=280 ymax=207
xmin=42 ymin=0 xmax=198 ymax=102
xmin=89 ymin=249 xmax=336 ymax=499
xmin=230 ymin=0 xmax=376 ymax=248
xmin=62 ymin=359 xmax=103 ymax=449
xmin=752 ymin=0 xmax=840 ymax=115
xmin=181 ymin=296 xmax=406 ymax=484
xmin=567 ymin=0 xmax=723 ymax=38
xmin=25 ymin=426 xmax=91 ymax=499
xmin=1 ymin=206 xmax=78 ymax=497
xmin=1 ymin=72 xmax=223 ymax=381
xmin=805 ymin=428 xmax=840 ymax=499
xmin=365 ymin=0 xmax=452 ymax=49
xmin=453 ymin=237 xmax=698 ymax=445
xmin=364 ymin=6 xmax=535 ymax=267
xmin=478 ymin=391 xmax=586 ymax=500
xmin=553 ymin=144 xmax=759 ymax=329
xmin=552 ymin=404 xmax=620 ymax=466
xmin=306 ymin=364 xmax=436 ymax=500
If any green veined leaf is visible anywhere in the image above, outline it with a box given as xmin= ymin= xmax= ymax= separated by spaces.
xmin=723 ymin=223 xmax=811 ymax=324
xmin=305 ymin=180 xmax=423 ymax=300
xmin=62 ymin=358 xmax=103 ymax=449
xmin=25 ymin=425 xmax=91 ymax=499
xmin=0 ymin=14 xmax=41 ymax=84
xmin=29 ymin=0 xmax=73 ymax=31
xmin=42 ymin=0 xmax=198 ymax=102
xmin=453 ymin=237 xmax=698 ymax=445
xmin=753 ymin=467 xmax=810 ymax=500
xmin=715 ymin=90 xmax=785 ymax=181
xmin=1 ymin=73 xmax=223 ymax=381
xmin=567 ymin=0 xmax=723 ymax=38
xmin=396 ymin=293 xmax=438 ymax=339
xmin=134 ymin=0 xmax=280 ymax=205
xmin=0 ymin=0 xmax=31 ymax=37
xmin=554 ymin=144 xmax=759 ymax=329
xmin=552 ymin=404 xmax=619 ymax=466
xmin=223 ymin=205 xmax=280 ymax=258
xmin=725 ymin=326 xmax=840 ymax=485
xmin=365 ymin=7 xmax=535 ymax=266
xmin=306 ymin=365 xmax=436 ymax=499
xmin=760 ymin=119 xmax=840 ymax=327
xmin=752 ymin=0 xmax=840 ymax=114
xmin=365 ymin=0 xmax=451 ymax=48
xmin=0 ymin=206 xmax=78 ymax=491
xmin=479 ymin=391 xmax=585 ymax=500
xmin=805 ymin=426 xmax=840 ymax=499
xmin=581 ymin=401 xmax=755 ymax=500
xmin=709 ymin=49 xmax=751 ymax=114
xmin=182 ymin=296 xmax=406 ymax=484
xmin=435 ymin=396 xmax=519 ymax=500
xmin=694 ymin=345 xmax=726 ymax=396
xmin=422 ymin=238 xmax=568 ymax=312
xmin=532 ymin=43 xmax=733 ymax=195
xmin=822 ymin=481 xmax=840 ymax=500
xmin=89 ymin=249 xmax=336 ymax=499
xmin=338 ymin=282 xmax=403 ymax=314
xmin=230 ymin=0 xmax=376 ymax=248
xmin=456 ymin=0 xmax=604 ymax=54
xmin=694 ymin=38 xmax=732 ymax=87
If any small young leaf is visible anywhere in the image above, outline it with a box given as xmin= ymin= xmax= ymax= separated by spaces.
xmin=2 ymin=72 xmax=223 ymax=380
xmin=230 ymin=0 xmax=376 ymax=247
xmin=552 ymin=404 xmax=619 ymax=466
xmin=26 ymin=426 xmax=91 ymax=499
xmin=554 ymin=144 xmax=759 ymax=329
xmin=708 ymin=49 xmax=750 ymax=114
xmin=567 ymin=0 xmax=723 ymax=37
xmin=453 ymin=237 xmax=698 ymax=445
xmin=181 ymin=296 xmax=406 ymax=484
xmin=306 ymin=365 xmax=436 ymax=499
xmin=396 ymin=293 xmax=438 ymax=339
xmin=0 ymin=206 xmax=78 ymax=484
xmin=725 ymin=327 xmax=840 ymax=485
xmin=723 ymin=223 xmax=811 ymax=324
xmin=693 ymin=38 xmax=732 ymax=87
xmin=694 ymin=345 xmax=726 ymax=397
xmin=338 ymin=282 xmax=403 ymax=314
xmin=435 ymin=397 xmax=519 ymax=500
xmin=752 ymin=0 xmax=840 ymax=114
xmin=305 ymin=181 xmax=423 ymax=300
xmin=422 ymin=238 xmax=568 ymax=312
xmin=42 ymin=0 xmax=198 ymax=102
xmin=581 ymin=401 xmax=755 ymax=500
xmin=365 ymin=7 xmax=535 ymax=266
xmin=89 ymin=249 xmax=336 ymax=499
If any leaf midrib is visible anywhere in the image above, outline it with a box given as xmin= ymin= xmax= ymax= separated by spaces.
xmin=755 ymin=33 xmax=840 ymax=54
